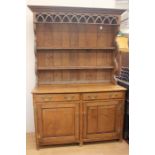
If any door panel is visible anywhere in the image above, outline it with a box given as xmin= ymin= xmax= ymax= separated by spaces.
xmin=98 ymin=105 xmax=116 ymax=132
xmin=87 ymin=106 xmax=98 ymax=134
xmin=37 ymin=102 xmax=79 ymax=145
xmin=42 ymin=107 xmax=75 ymax=137
xmin=83 ymin=100 xmax=123 ymax=141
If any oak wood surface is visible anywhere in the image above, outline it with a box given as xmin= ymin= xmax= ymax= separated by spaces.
xmin=32 ymin=83 xmax=126 ymax=94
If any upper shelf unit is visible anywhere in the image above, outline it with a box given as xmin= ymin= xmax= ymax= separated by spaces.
xmin=29 ymin=6 xmax=126 ymax=85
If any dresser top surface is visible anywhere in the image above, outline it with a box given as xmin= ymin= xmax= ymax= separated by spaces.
xmin=32 ymin=83 xmax=126 ymax=94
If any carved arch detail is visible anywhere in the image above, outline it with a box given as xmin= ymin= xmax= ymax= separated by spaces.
xmin=35 ymin=12 xmax=119 ymax=25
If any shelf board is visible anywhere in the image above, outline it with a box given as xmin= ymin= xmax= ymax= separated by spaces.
xmin=39 ymin=80 xmax=111 ymax=85
xmin=37 ymin=66 xmax=114 ymax=70
xmin=32 ymin=83 xmax=126 ymax=94
xmin=36 ymin=47 xmax=115 ymax=50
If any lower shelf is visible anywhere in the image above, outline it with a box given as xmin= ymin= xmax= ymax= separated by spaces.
xmin=37 ymin=66 xmax=114 ymax=70
xmin=38 ymin=80 xmax=111 ymax=85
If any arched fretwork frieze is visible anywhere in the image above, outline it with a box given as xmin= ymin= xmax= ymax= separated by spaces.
xmin=35 ymin=12 xmax=119 ymax=25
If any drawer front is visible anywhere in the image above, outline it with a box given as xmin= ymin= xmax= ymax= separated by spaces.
xmin=83 ymin=92 xmax=124 ymax=100
xmin=34 ymin=94 xmax=80 ymax=102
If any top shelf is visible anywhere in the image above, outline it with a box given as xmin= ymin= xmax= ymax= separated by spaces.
xmin=37 ymin=47 xmax=115 ymax=50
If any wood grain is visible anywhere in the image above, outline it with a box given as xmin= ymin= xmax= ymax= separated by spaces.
xmin=32 ymin=83 xmax=126 ymax=94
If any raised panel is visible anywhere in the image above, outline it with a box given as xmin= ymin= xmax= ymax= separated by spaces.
xmin=42 ymin=108 xmax=75 ymax=137
xmin=87 ymin=106 xmax=98 ymax=134
xmin=86 ymin=104 xmax=116 ymax=134
xmin=98 ymin=105 xmax=116 ymax=132
xmin=38 ymin=102 xmax=80 ymax=145
xmin=83 ymin=100 xmax=123 ymax=141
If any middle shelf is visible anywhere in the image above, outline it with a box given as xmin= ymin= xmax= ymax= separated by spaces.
xmin=37 ymin=66 xmax=114 ymax=70
xmin=36 ymin=47 xmax=116 ymax=51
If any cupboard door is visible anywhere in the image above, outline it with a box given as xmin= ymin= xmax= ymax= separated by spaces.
xmin=83 ymin=100 xmax=124 ymax=141
xmin=37 ymin=102 xmax=79 ymax=145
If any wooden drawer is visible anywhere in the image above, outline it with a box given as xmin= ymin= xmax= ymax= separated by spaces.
xmin=83 ymin=92 xmax=124 ymax=100
xmin=34 ymin=94 xmax=80 ymax=102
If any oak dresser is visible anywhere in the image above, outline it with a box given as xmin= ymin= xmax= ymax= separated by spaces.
xmin=28 ymin=5 xmax=126 ymax=148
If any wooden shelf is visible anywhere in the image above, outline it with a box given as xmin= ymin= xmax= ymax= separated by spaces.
xmin=37 ymin=66 xmax=114 ymax=70
xmin=36 ymin=47 xmax=115 ymax=50
xmin=32 ymin=83 xmax=126 ymax=94
xmin=39 ymin=80 xmax=111 ymax=85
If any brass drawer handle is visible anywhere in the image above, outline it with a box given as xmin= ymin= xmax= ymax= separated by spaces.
xmin=44 ymin=98 xmax=50 ymax=101
xmin=43 ymin=97 xmax=52 ymax=101
xmin=64 ymin=96 xmax=74 ymax=100
xmin=113 ymin=94 xmax=118 ymax=97
xmin=64 ymin=96 xmax=68 ymax=100
xmin=109 ymin=94 xmax=118 ymax=98
xmin=71 ymin=96 xmax=74 ymax=99
xmin=88 ymin=95 xmax=97 ymax=99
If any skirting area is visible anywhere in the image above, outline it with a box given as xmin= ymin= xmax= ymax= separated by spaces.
xmin=26 ymin=133 xmax=129 ymax=155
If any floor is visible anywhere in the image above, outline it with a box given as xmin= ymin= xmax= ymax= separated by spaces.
xmin=26 ymin=133 xmax=129 ymax=155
